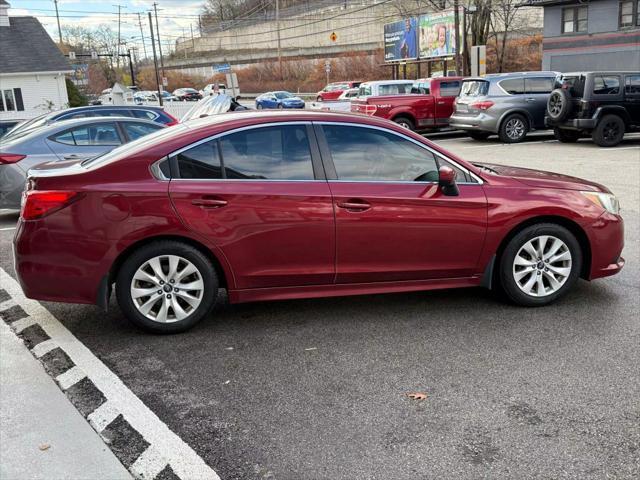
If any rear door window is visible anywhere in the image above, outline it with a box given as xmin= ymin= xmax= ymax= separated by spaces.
xmin=625 ymin=74 xmax=640 ymax=95
xmin=50 ymin=122 xmax=121 ymax=146
xmin=593 ymin=75 xmax=621 ymax=95
xmin=525 ymin=77 xmax=555 ymax=94
xmin=439 ymin=80 xmax=461 ymax=97
xmin=499 ymin=78 xmax=525 ymax=95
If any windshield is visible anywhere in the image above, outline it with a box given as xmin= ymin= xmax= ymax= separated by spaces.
xmin=555 ymin=75 xmax=585 ymax=97
xmin=274 ymin=92 xmax=293 ymax=99
xmin=460 ymin=80 xmax=490 ymax=97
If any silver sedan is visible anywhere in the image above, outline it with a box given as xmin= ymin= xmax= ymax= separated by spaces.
xmin=0 ymin=116 xmax=164 ymax=209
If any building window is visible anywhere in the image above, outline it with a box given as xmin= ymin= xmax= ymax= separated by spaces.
xmin=0 ymin=88 xmax=24 ymax=112
xmin=562 ymin=6 xmax=588 ymax=34
xmin=619 ymin=0 xmax=640 ymax=27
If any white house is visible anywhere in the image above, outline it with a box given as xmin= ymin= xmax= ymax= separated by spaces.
xmin=0 ymin=0 xmax=72 ymax=121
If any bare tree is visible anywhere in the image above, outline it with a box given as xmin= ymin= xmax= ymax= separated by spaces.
xmin=490 ymin=0 xmax=526 ymax=72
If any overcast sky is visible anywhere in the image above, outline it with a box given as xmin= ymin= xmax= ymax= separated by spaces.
xmin=8 ymin=0 xmax=205 ymax=55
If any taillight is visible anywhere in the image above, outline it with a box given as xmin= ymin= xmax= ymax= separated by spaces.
xmin=0 ymin=153 xmax=26 ymax=164
xmin=21 ymin=190 xmax=81 ymax=220
xmin=470 ymin=101 xmax=494 ymax=110
xmin=363 ymin=104 xmax=377 ymax=115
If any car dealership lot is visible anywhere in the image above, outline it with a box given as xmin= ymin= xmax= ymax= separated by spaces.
xmin=1 ymin=133 xmax=638 ymax=479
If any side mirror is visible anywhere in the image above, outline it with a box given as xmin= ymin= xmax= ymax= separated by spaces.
xmin=438 ymin=165 xmax=459 ymax=196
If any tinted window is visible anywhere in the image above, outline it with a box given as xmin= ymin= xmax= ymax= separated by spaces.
xmin=59 ymin=111 xmax=95 ymax=120
xmin=176 ymin=141 xmax=223 ymax=179
xmin=220 ymin=125 xmax=314 ymax=180
xmin=98 ymin=109 xmax=132 ymax=117
xmin=122 ymin=122 xmax=162 ymax=141
xmin=625 ymin=75 xmax=640 ymax=94
xmin=132 ymin=110 xmax=157 ymax=120
xmin=525 ymin=77 xmax=555 ymax=94
xmin=322 ymin=125 xmax=439 ymax=182
xmin=359 ymin=84 xmax=372 ymax=96
xmin=51 ymin=123 xmax=121 ymax=146
xmin=500 ymin=78 xmax=525 ymax=95
xmin=460 ymin=80 xmax=489 ymax=97
xmin=439 ymin=80 xmax=461 ymax=97
xmin=593 ymin=75 xmax=620 ymax=95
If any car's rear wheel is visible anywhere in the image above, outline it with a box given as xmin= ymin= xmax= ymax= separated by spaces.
xmin=393 ymin=116 xmax=415 ymax=130
xmin=468 ymin=131 xmax=491 ymax=141
xmin=116 ymin=241 xmax=217 ymax=333
xmin=592 ymin=114 xmax=625 ymax=147
xmin=499 ymin=114 xmax=528 ymax=143
xmin=554 ymin=127 xmax=581 ymax=143
xmin=256 ymin=104 xmax=263 ymax=110
xmin=498 ymin=223 xmax=582 ymax=306
xmin=277 ymin=104 xmax=284 ymax=109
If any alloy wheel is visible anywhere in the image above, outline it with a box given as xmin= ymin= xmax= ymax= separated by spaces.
xmin=548 ymin=93 xmax=562 ymax=116
xmin=130 ymin=255 xmax=204 ymax=323
xmin=505 ymin=118 xmax=525 ymax=140
xmin=602 ymin=121 xmax=621 ymax=142
xmin=512 ymin=235 xmax=572 ymax=297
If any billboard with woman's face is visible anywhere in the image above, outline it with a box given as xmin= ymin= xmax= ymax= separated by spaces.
xmin=384 ymin=18 xmax=418 ymax=61
xmin=418 ymin=9 xmax=463 ymax=59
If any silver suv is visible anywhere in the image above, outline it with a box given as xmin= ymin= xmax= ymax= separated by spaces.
xmin=450 ymin=72 xmax=558 ymax=143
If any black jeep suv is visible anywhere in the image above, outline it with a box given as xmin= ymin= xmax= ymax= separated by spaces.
xmin=545 ymin=72 xmax=640 ymax=147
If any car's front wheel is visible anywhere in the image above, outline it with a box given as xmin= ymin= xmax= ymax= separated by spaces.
xmin=498 ymin=223 xmax=582 ymax=306
xmin=277 ymin=104 xmax=284 ymax=109
xmin=116 ymin=241 xmax=217 ymax=333
xmin=256 ymin=104 xmax=263 ymax=109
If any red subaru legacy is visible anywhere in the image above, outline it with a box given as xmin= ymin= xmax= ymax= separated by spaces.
xmin=12 ymin=111 xmax=624 ymax=333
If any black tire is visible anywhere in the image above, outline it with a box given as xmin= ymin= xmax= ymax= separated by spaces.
xmin=256 ymin=104 xmax=263 ymax=110
xmin=498 ymin=223 xmax=582 ymax=307
xmin=277 ymin=104 xmax=284 ymax=109
xmin=116 ymin=241 xmax=217 ymax=333
xmin=547 ymin=88 xmax=572 ymax=122
xmin=554 ymin=127 xmax=581 ymax=143
xmin=317 ymin=96 xmax=323 ymax=102
xmin=468 ymin=131 xmax=491 ymax=141
xmin=393 ymin=116 xmax=415 ymax=131
xmin=499 ymin=113 xmax=529 ymax=143
xmin=591 ymin=114 xmax=625 ymax=147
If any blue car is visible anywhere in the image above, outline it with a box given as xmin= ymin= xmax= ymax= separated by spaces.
xmin=255 ymin=91 xmax=305 ymax=109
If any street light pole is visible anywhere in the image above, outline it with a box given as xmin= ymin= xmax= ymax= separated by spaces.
xmin=453 ymin=0 xmax=462 ymax=76
xmin=153 ymin=3 xmax=165 ymax=86
xmin=148 ymin=12 xmax=163 ymax=106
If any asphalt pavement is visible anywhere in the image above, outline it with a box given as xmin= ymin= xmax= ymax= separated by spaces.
xmin=1 ymin=131 xmax=638 ymax=479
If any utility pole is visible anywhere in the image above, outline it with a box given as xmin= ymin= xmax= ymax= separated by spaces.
xmin=53 ymin=0 xmax=63 ymax=44
xmin=190 ymin=23 xmax=195 ymax=51
xmin=153 ymin=3 xmax=165 ymax=86
xmin=137 ymin=12 xmax=148 ymax=59
xmin=453 ymin=0 xmax=462 ymax=76
xmin=148 ymin=12 xmax=163 ymax=106
xmin=276 ymin=0 xmax=282 ymax=80
xmin=127 ymin=49 xmax=136 ymax=87
xmin=113 ymin=4 xmax=124 ymax=68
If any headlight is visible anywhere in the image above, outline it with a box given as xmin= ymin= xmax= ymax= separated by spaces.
xmin=581 ymin=191 xmax=620 ymax=215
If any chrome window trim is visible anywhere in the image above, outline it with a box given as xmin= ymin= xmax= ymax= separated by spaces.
xmin=167 ymin=120 xmax=483 ymax=185
xmin=150 ymin=157 xmax=169 ymax=181
xmin=315 ymin=121 xmax=483 ymax=185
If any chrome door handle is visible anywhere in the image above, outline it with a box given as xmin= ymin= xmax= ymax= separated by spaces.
xmin=191 ymin=198 xmax=228 ymax=208
xmin=437 ymin=101 xmax=446 ymax=105
xmin=525 ymin=98 xmax=536 ymax=102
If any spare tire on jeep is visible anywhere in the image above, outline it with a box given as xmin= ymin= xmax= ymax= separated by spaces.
xmin=547 ymin=89 xmax=572 ymax=122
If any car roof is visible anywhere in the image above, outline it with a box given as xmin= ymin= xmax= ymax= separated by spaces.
xmin=36 ymin=116 xmax=162 ymax=134
xmin=560 ymin=71 xmax=640 ymax=76
xmin=362 ymin=80 xmax=414 ymax=85
xmin=52 ymin=105 xmax=163 ymax=117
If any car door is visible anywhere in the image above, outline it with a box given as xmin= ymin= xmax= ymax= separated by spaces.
xmin=434 ymin=79 xmax=462 ymax=124
xmin=169 ymin=122 xmax=335 ymax=289
xmin=317 ymin=122 xmax=487 ymax=283
xmin=624 ymin=74 xmax=640 ymax=123
xmin=524 ymin=76 xmax=555 ymax=128
xmin=45 ymin=121 xmax=123 ymax=161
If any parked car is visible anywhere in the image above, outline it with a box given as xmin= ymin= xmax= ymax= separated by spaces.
xmin=545 ymin=71 xmax=640 ymax=147
xmin=181 ymin=94 xmax=250 ymax=122
xmin=350 ymin=77 xmax=462 ymax=131
xmin=450 ymin=71 xmax=558 ymax=143
xmin=0 ymin=120 xmax=20 ymax=138
xmin=316 ymin=81 xmax=361 ymax=102
xmin=255 ymin=91 xmax=305 ymax=109
xmin=356 ymin=80 xmax=414 ymax=99
xmin=0 ymin=117 xmax=164 ymax=210
xmin=4 ymin=106 xmax=178 ymax=140
xmin=173 ymin=88 xmax=202 ymax=101
xmin=202 ymin=83 xmax=227 ymax=96
xmin=310 ymin=88 xmax=359 ymax=112
xmin=13 ymin=110 xmax=624 ymax=333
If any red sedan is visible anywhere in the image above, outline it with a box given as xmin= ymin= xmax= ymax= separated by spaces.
xmin=13 ymin=111 xmax=624 ymax=333
xmin=316 ymin=81 xmax=361 ymax=102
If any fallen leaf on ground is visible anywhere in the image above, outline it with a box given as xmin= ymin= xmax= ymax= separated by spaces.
xmin=38 ymin=444 xmax=50 ymax=451
xmin=406 ymin=392 xmax=427 ymax=401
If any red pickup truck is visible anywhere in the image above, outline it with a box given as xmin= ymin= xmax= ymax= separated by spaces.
xmin=350 ymin=77 xmax=463 ymax=131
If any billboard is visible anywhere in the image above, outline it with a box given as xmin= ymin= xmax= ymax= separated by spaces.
xmin=418 ymin=9 xmax=464 ymax=59
xmin=71 ymin=64 xmax=89 ymax=85
xmin=384 ymin=18 xmax=418 ymax=62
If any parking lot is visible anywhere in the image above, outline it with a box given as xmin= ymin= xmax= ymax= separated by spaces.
xmin=1 ymin=132 xmax=638 ymax=479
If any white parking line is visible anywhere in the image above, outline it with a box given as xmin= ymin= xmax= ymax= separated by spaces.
xmin=0 ymin=227 xmax=16 ymax=231
xmin=0 ymin=268 xmax=220 ymax=480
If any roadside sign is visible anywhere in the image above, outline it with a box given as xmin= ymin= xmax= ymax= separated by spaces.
xmin=330 ymin=32 xmax=337 ymax=42
xmin=91 ymin=51 xmax=98 ymax=60
xmin=69 ymin=51 xmax=76 ymax=60
xmin=162 ymin=77 xmax=168 ymax=87
xmin=212 ymin=63 xmax=231 ymax=74
xmin=225 ymin=72 xmax=239 ymax=98
xmin=325 ymin=64 xmax=331 ymax=73
xmin=471 ymin=45 xmax=486 ymax=77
